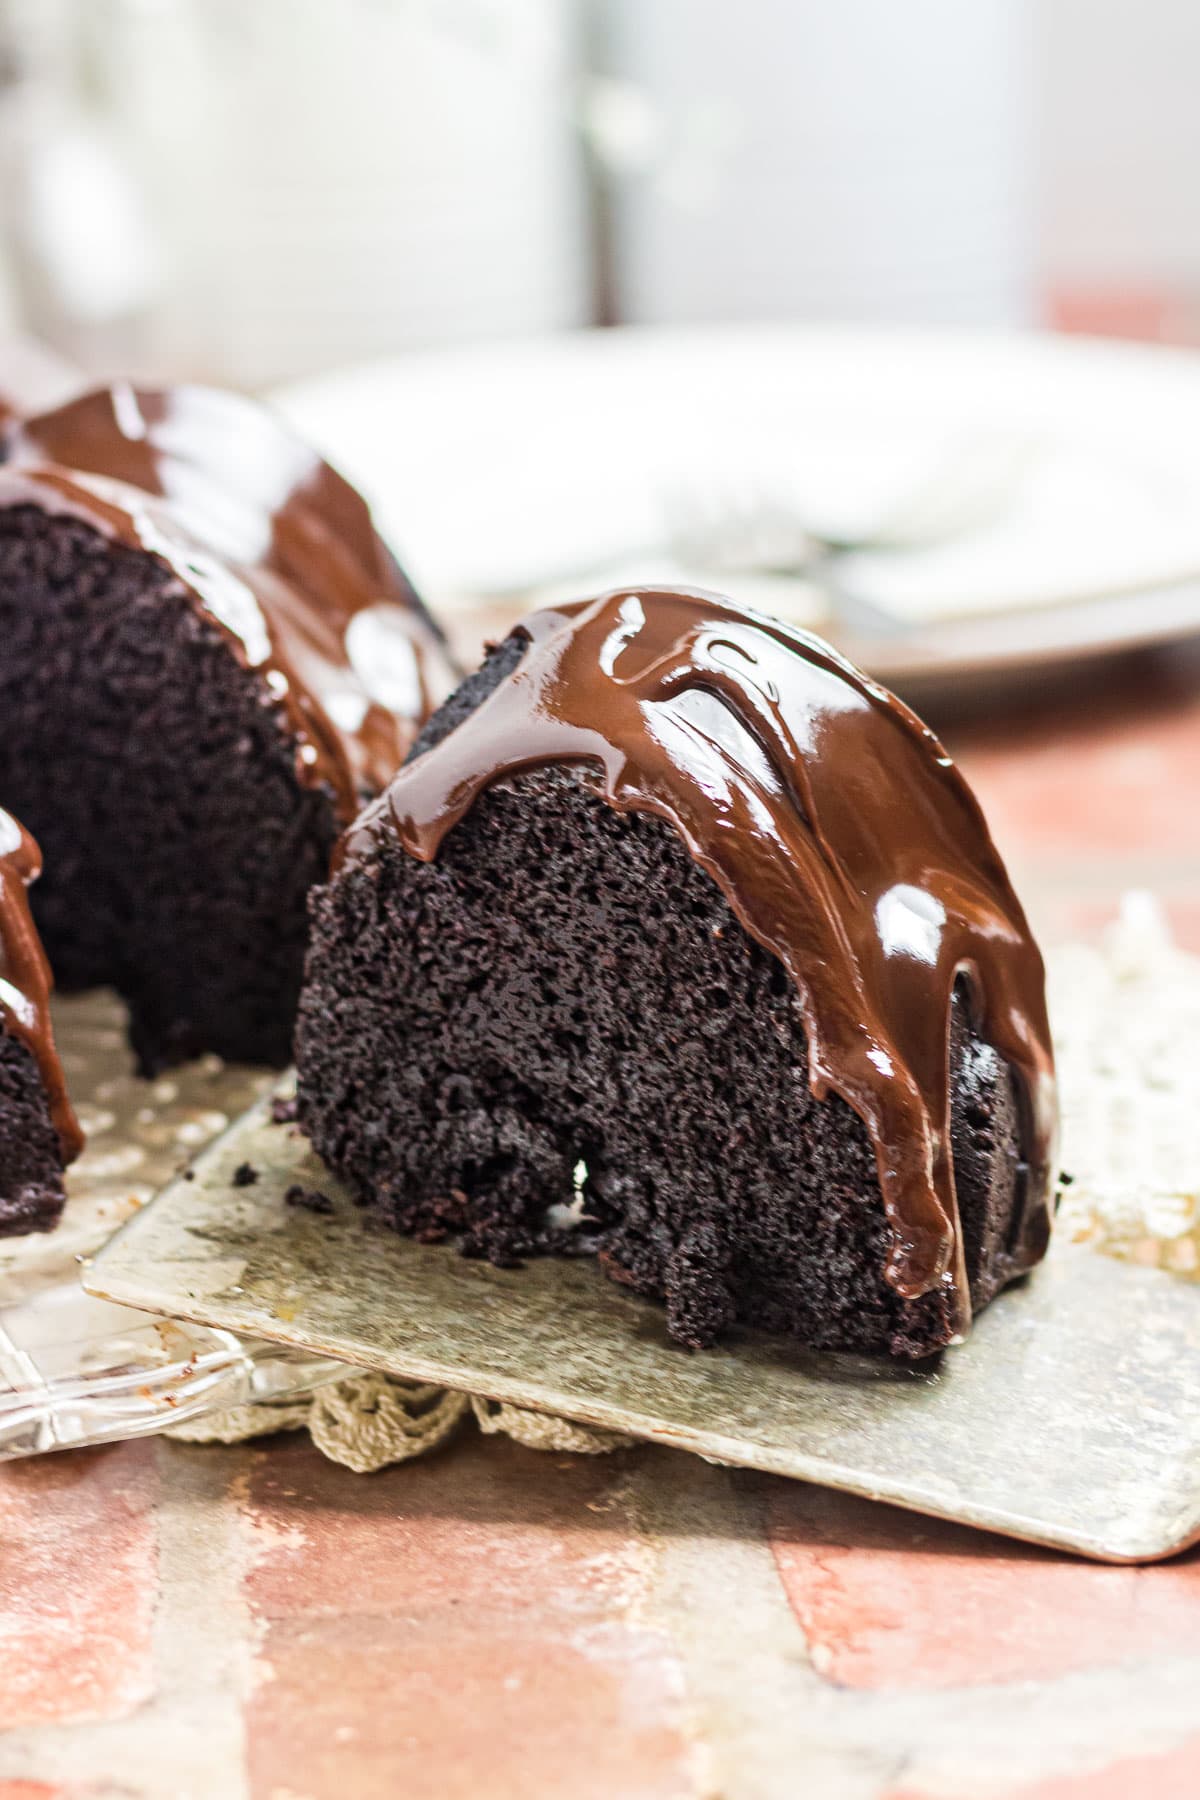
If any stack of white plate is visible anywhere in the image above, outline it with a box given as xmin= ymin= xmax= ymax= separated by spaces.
xmin=275 ymin=323 xmax=1200 ymax=697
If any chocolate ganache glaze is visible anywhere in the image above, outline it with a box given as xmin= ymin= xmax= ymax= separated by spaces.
xmin=0 ymin=383 xmax=456 ymax=818
xmin=345 ymin=586 xmax=1057 ymax=1329
xmin=0 ymin=808 xmax=82 ymax=1162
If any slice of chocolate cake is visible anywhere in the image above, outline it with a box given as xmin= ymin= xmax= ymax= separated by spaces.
xmin=0 ymin=808 xmax=81 ymax=1235
xmin=296 ymin=587 xmax=1057 ymax=1358
xmin=0 ymin=383 xmax=456 ymax=1072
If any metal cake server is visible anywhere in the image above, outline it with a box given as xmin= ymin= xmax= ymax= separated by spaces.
xmin=84 ymin=1082 xmax=1200 ymax=1565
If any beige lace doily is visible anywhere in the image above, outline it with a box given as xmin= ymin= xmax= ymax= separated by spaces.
xmin=169 ymin=895 xmax=1198 ymax=1472
xmin=167 ymin=1376 xmax=632 ymax=1470
xmin=1050 ymin=892 xmax=1200 ymax=1273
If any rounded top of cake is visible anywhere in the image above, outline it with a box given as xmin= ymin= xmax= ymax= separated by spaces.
xmin=0 ymin=383 xmax=457 ymax=816
xmin=0 ymin=807 xmax=82 ymax=1162
xmin=346 ymin=584 xmax=1057 ymax=1326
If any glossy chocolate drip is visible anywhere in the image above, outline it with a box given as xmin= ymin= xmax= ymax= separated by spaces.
xmin=0 ymin=384 xmax=456 ymax=817
xmin=346 ymin=586 xmax=1057 ymax=1327
xmin=0 ymin=809 xmax=83 ymax=1162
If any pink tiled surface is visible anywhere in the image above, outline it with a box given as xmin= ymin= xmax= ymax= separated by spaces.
xmin=1 ymin=652 xmax=1197 ymax=1800
xmin=949 ymin=647 xmax=1200 ymax=956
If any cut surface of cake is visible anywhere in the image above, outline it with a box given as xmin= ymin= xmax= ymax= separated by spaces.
xmin=0 ymin=807 xmax=81 ymax=1235
xmin=0 ymin=383 xmax=456 ymax=1072
xmin=296 ymin=587 xmax=1057 ymax=1358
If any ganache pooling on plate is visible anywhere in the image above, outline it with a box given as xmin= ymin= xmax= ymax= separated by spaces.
xmin=344 ymin=585 xmax=1058 ymax=1330
xmin=0 ymin=383 xmax=456 ymax=820
xmin=0 ymin=808 xmax=82 ymax=1163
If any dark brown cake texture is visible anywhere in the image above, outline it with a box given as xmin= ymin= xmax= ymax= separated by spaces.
xmin=296 ymin=586 xmax=1058 ymax=1359
xmin=0 ymin=807 xmax=81 ymax=1235
xmin=0 ymin=382 xmax=456 ymax=1074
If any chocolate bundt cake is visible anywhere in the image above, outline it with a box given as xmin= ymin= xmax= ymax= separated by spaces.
xmin=0 ymin=383 xmax=455 ymax=1072
xmin=0 ymin=808 xmax=81 ymax=1235
xmin=297 ymin=587 xmax=1057 ymax=1358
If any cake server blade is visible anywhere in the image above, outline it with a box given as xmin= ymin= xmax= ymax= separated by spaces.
xmin=83 ymin=1083 xmax=1200 ymax=1565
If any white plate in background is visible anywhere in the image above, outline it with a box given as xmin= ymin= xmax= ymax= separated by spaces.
xmin=273 ymin=324 xmax=1200 ymax=694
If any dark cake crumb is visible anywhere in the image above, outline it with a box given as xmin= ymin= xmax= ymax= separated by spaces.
xmin=298 ymin=764 xmax=1025 ymax=1358
xmin=0 ymin=1031 xmax=66 ymax=1236
xmin=271 ymin=1096 xmax=299 ymax=1126
xmin=231 ymin=1162 xmax=259 ymax=1188
xmin=284 ymin=1183 xmax=335 ymax=1215
xmin=662 ymin=1222 xmax=737 ymax=1350
xmin=0 ymin=507 xmax=340 ymax=1072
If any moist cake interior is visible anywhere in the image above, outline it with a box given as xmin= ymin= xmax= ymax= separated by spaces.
xmin=0 ymin=1031 xmax=67 ymax=1235
xmin=0 ymin=506 xmax=338 ymax=1072
xmin=298 ymin=638 xmax=1030 ymax=1358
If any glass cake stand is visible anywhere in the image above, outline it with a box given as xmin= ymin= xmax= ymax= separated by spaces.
xmin=0 ymin=992 xmax=343 ymax=1457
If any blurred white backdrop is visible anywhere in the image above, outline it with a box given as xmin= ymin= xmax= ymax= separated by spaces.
xmin=1 ymin=0 xmax=1199 ymax=386
xmin=0 ymin=0 xmax=590 ymax=382
xmin=1041 ymin=0 xmax=1200 ymax=339
xmin=598 ymin=0 xmax=1036 ymax=328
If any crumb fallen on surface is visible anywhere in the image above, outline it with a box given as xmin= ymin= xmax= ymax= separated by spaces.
xmin=232 ymin=1162 xmax=258 ymax=1188
xmin=182 ymin=1168 xmax=195 ymax=1182
xmin=271 ymin=1096 xmax=299 ymax=1125
xmin=284 ymin=1183 xmax=334 ymax=1215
